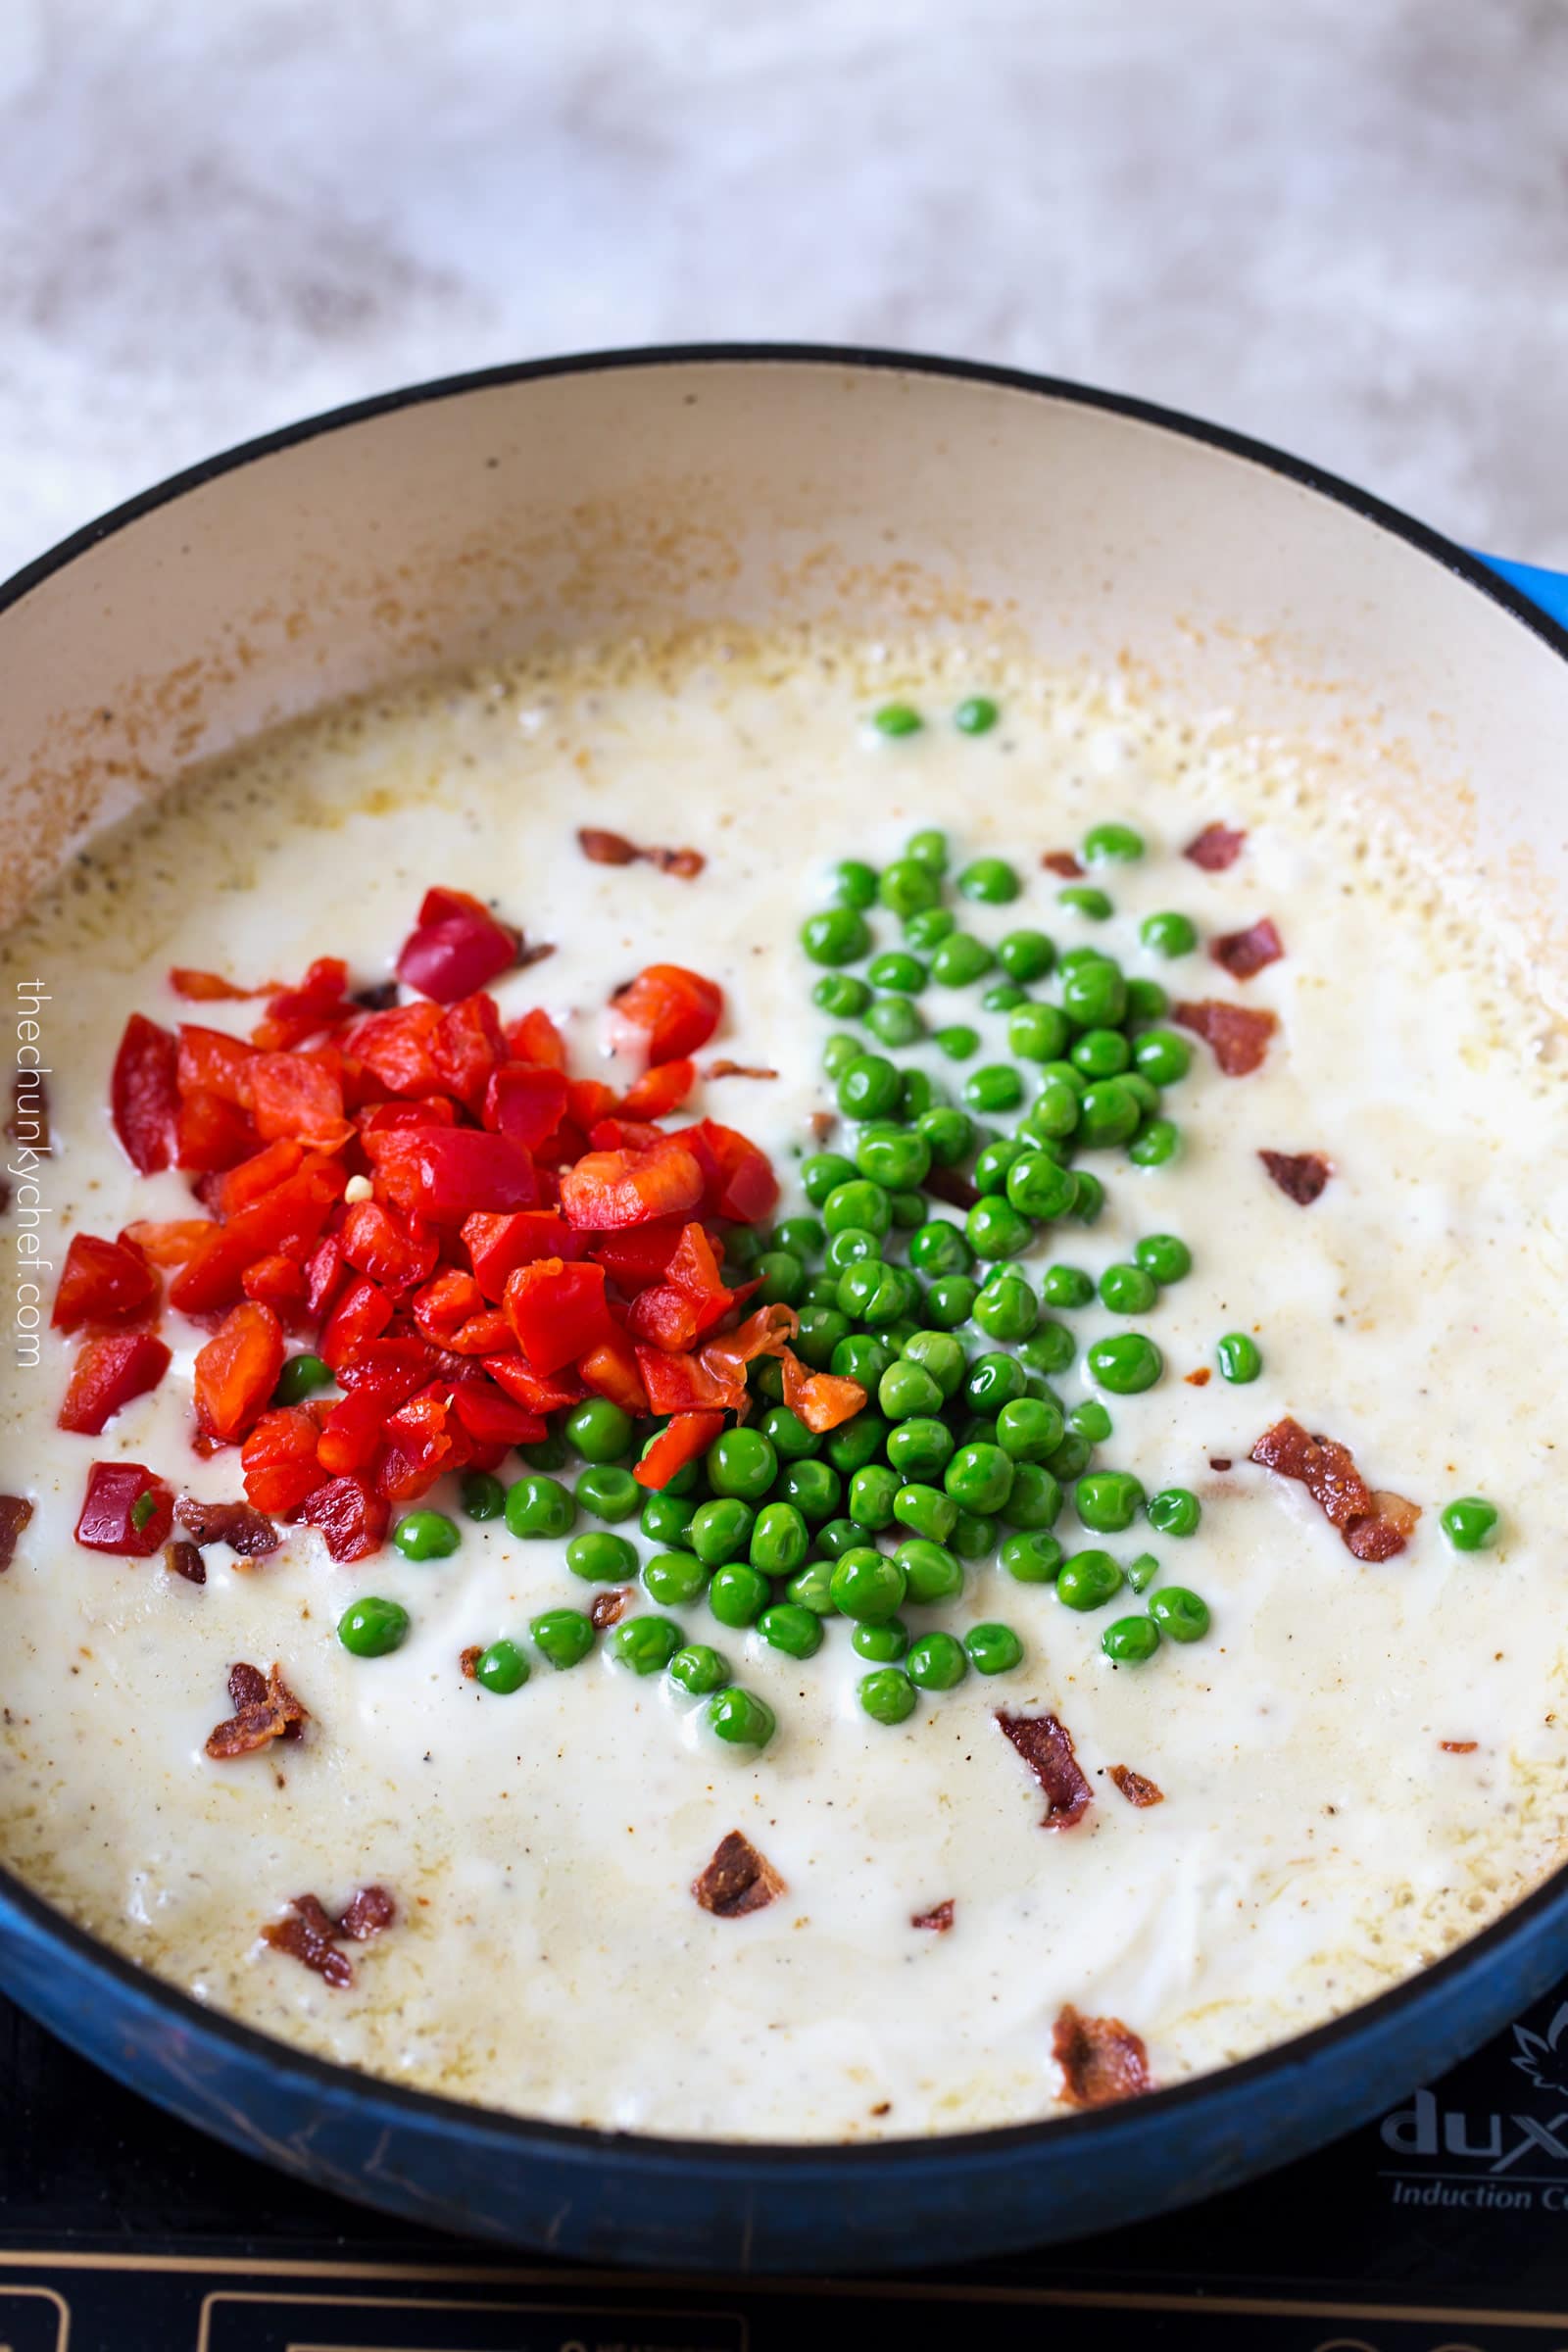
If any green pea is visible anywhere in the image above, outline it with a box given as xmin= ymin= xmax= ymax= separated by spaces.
xmin=1149 ymin=1586 xmax=1210 ymax=1642
xmin=878 ymin=857 xmax=941 ymax=917
xmin=930 ymin=931 xmax=997 ymax=987
xmin=905 ymin=905 xmax=956 ymax=947
xmin=1075 ymin=1471 xmax=1146 ymax=1534
xmin=707 ymin=1686 xmax=776 ymax=1747
xmin=911 ymin=1107 xmax=971 ymax=1170
xmin=964 ymin=1622 xmax=1023 ymax=1675
xmin=1071 ymin=1027 xmax=1132 ymax=1080
xmin=612 ymin=1615 xmax=682 ymax=1676
xmin=519 ymin=1432 xmax=572 ymax=1472
xmin=803 ymin=906 xmax=871 ymax=966
xmin=827 ymin=1411 xmax=892 ymax=1474
xmin=830 ymin=1546 xmax=907 ymax=1622
xmin=1075 ymin=1080 xmax=1140 ymax=1150
xmin=1000 ymin=1150 xmax=1072 ymax=1225
xmin=1063 ymin=962 xmax=1128 ymax=1033
xmin=1140 ymin=910 xmax=1198 ymax=958
xmin=965 ymin=1197 xmax=1033 ymax=1261
xmin=838 ymin=1054 xmax=904 ymax=1121
xmin=1134 ymin=1232 xmax=1192 ymax=1285
xmin=474 ymin=1638 xmax=529 ymax=1693
xmin=958 ymin=856 xmax=1019 ymax=904
xmin=813 ymin=1517 xmax=861 ymax=1562
xmin=506 ymin=1475 xmax=575 ymax=1541
xmin=822 ymin=1032 xmax=862 ymax=1082
xmin=824 ymin=1177 xmax=893 ymax=1238
xmin=795 ymin=1304 xmax=853 ymax=1369
xmin=866 ymin=996 xmax=924 ymax=1048
xmin=935 ymin=1023 xmax=980 ymax=1060
xmin=1126 ymin=976 xmax=1169 ymax=1021
xmin=873 ymin=1358 xmax=940 ymax=1423
xmin=389 ymin=1508 xmax=458 ymax=1564
xmin=274 ymin=1350 xmax=332 ymax=1406
xmin=640 ymin=1492 xmax=698 ymax=1549
xmin=958 ymin=1356 xmax=1018 ymax=1416
xmin=892 ymin=1482 xmax=959 ymax=1543
xmin=530 ymin=1607 xmax=596 ymax=1670
xmin=992 ymin=1396 xmax=1062 ymax=1465
xmin=833 ymin=857 xmax=880 ymax=908
xmin=981 ymin=981 xmax=1028 ymax=1013
xmin=1057 ymin=884 xmax=1113 ymax=920
xmin=337 ymin=1595 xmax=410 ymax=1658
xmin=1000 ymin=1530 xmax=1063 ymax=1583
xmin=1068 ymin=1398 xmax=1112 ymax=1443
xmin=1441 ymin=1495 xmax=1500 ymax=1552
xmin=1001 ymin=1462 xmax=1061 ymax=1529
xmin=971 ymin=1137 xmax=1025 ymax=1197
xmin=1004 ymin=1005 xmax=1065 ymax=1070
xmin=990 ymin=925 xmax=1052 ymax=982
xmin=1056 ymin=1549 xmax=1124 ymax=1611
xmin=1045 ymin=1432 xmax=1092 ymax=1483
xmin=925 ymin=1274 xmax=980 ymax=1329
xmin=851 ymin=1129 xmax=926 ymax=1196
xmin=800 ymin=1276 xmax=845 ymax=1317
xmin=859 ymin=1666 xmax=917 ymax=1724
xmin=967 ymin=1273 xmax=1035 ymax=1345
xmin=574 ymin=1465 xmax=642 ymax=1523
xmin=866 ymin=949 xmax=926 ymax=995
xmin=643 ymin=1550 xmax=709 ymax=1607
xmin=963 ymin=1064 xmax=1024 ymax=1115
xmin=1037 ymin=1265 xmax=1088 ymax=1311
xmin=950 ymin=1506 xmax=996 ymax=1560
xmin=1134 ymin=1028 xmax=1191 ymax=1086
xmin=832 ymin=1334 xmax=895 ymax=1391
xmin=685 ymin=1498 xmax=752 ymax=1568
xmin=889 ymin=1188 xmax=926 ymax=1231
xmin=1216 ymin=1331 xmax=1262 ymax=1384
xmin=904 ymin=1630 xmax=967 ymax=1691
xmin=954 ymin=697 xmax=999 ymax=735
xmin=461 ymin=1469 xmax=507 ymax=1522
xmin=803 ymin=1150 xmax=858 ymax=1205
xmin=668 ymin=1642 xmax=729 ymax=1695
xmin=750 ymin=1502 xmax=810 ymax=1575
xmin=1097 ymin=1263 xmax=1156 ymax=1317
xmin=899 ymin=1328 xmax=965 ymax=1399
xmin=1127 ymin=1549 xmax=1160 ymax=1592
xmin=1087 ymin=1333 xmax=1164 ymax=1395
xmin=899 ymin=1070 xmax=940 ymax=1123
xmin=751 ymin=1249 xmax=804 ymax=1307
xmin=1021 ymin=1088 xmax=1081 ymax=1155
xmin=1129 ymin=1117 xmax=1181 ymax=1167
xmin=563 ymin=1396 xmax=630 ymax=1464
xmin=813 ymin=970 xmax=873 ymax=1018
xmin=1147 ymin=1487 xmax=1200 ymax=1538
xmin=944 ymin=1442 xmax=1014 ymax=1515
xmin=890 ymin=1535 xmax=962 ymax=1605
xmin=1074 ymin=1175 xmax=1106 ymax=1229
xmin=873 ymin=701 xmax=922 ymax=738
xmin=778 ymin=1461 xmax=842 ymax=1524
xmin=722 ymin=1223 xmax=765 ymax=1273
xmin=710 ymin=1564 xmax=771 ymax=1627
xmin=853 ymin=1616 xmax=908 ymax=1661
xmin=565 ymin=1529 xmax=637 ymax=1584
xmin=1084 ymin=820 xmax=1144 ymax=863
xmin=786 ymin=1560 xmax=841 ymax=1614
xmin=708 ymin=1428 xmax=778 ymax=1501
xmin=1102 ymin=1615 xmax=1160 ymax=1664
xmin=898 ymin=827 xmax=945 ymax=876
xmin=754 ymin=1410 xmax=814 ymax=1469
xmin=759 ymin=1601 xmax=823 ymax=1660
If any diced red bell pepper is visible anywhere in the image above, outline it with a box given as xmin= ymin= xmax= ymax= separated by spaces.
xmin=577 ymin=1326 xmax=651 ymax=1415
xmin=170 ymin=966 xmax=270 ymax=1002
xmin=583 ymin=1215 xmax=689 ymax=1287
xmin=635 ymin=1345 xmax=743 ymax=1415
xmin=317 ymin=1384 xmax=393 ymax=1476
xmin=304 ymin=1231 xmax=347 ymax=1319
xmin=482 ymin=1352 xmax=585 ymax=1413
xmin=502 ymin=1258 xmax=615 ymax=1377
xmin=242 ymin=1251 xmax=310 ymax=1311
xmin=588 ymin=1116 xmax=667 ymax=1153
xmin=376 ymin=1386 xmax=466 ymax=1497
xmin=634 ymin=1408 xmax=725 ymax=1491
xmin=111 ymin=1012 xmax=179 ymax=1174
xmin=74 ymin=1460 xmax=174 ymax=1555
xmin=506 ymin=1006 xmax=567 ymax=1070
xmin=59 ymin=1333 xmax=172 ymax=1435
xmin=396 ymin=888 xmax=518 ymax=1004
xmin=174 ymin=1088 xmax=258 ymax=1172
xmin=241 ymin=1406 xmax=329 ymax=1515
xmin=176 ymin=1023 xmax=256 ymax=1103
xmin=666 ymin=1222 xmax=735 ymax=1329
xmin=450 ymin=1378 xmax=547 ymax=1448
xmin=698 ymin=1300 xmax=798 ymax=1391
xmin=318 ymin=1275 xmax=395 ymax=1372
xmin=462 ymin=1206 xmax=579 ymax=1300
xmin=120 ymin=1218 xmax=212 ymax=1270
xmin=251 ymin=957 xmax=356 ymax=1052
xmin=485 ymin=1062 xmax=569 ymax=1150
xmin=612 ymin=965 xmax=723 ymax=1062
xmin=300 ymin=1473 xmax=388 ymax=1561
xmin=247 ymin=1051 xmax=353 ymax=1149
xmin=780 ymin=1349 xmax=866 ymax=1433
xmin=340 ymin=1199 xmax=439 ymax=1296
xmin=559 ymin=1137 xmax=705 ymax=1231
xmin=411 ymin=1267 xmax=488 ymax=1348
xmin=566 ymin=1078 xmax=618 ymax=1133
xmin=210 ymin=1139 xmax=307 ymax=1219
xmin=334 ymin=1336 xmax=437 ymax=1399
xmin=617 ymin=1057 xmax=696 ymax=1119
xmin=625 ymin=1284 xmax=701 ymax=1351
xmin=431 ymin=993 xmax=507 ymax=1110
xmin=192 ymin=1301 xmax=285 ymax=1443
xmin=170 ymin=1158 xmax=346 ymax=1315
xmin=52 ymin=1233 xmax=159 ymax=1331
xmin=364 ymin=1128 xmax=539 ymax=1224
xmin=356 ymin=1095 xmax=458 ymax=1135
xmin=346 ymin=1001 xmax=446 ymax=1099
xmin=685 ymin=1118 xmax=779 ymax=1224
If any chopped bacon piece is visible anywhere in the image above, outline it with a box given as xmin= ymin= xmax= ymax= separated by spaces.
xmin=173 ymin=1495 xmax=281 ymax=1558
xmin=1185 ymin=1368 xmax=1212 ymax=1387
xmin=1173 ymin=998 xmax=1278 ymax=1076
xmin=1259 ymin=1149 xmax=1332 ymax=1205
xmin=1210 ymin=915 xmax=1284 ymax=981
xmin=338 ymin=1884 xmax=396 ymax=1940
xmin=260 ymin=1886 xmax=393 ymax=1988
xmin=911 ymin=1899 xmax=955 ymax=1934
xmin=1208 ymin=1455 xmax=1232 ymax=1471
xmin=164 ymin=1539 xmax=207 ymax=1586
xmin=578 ymin=827 xmax=705 ymax=879
xmin=692 ymin=1831 xmax=784 ymax=1918
xmin=1108 ymin=1765 xmax=1164 ymax=1807
xmin=705 ymin=1060 xmax=778 ymax=1081
xmin=1042 ymin=850 xmax=1083 ymax=878
xmin=460 ymin=1643 xmax=481 ymax=1679
xmin=1053 ymin=2005 xmax=1153 ymax=2109
xmin=1184 ymin=821 xmax=1247 ymax=871
xmin=1250 ymin=1416 xmax=1420 ymax=1561
xmin=1442 ymin=1740 xmax=1478 ymax=1753
xmin=205 ymin=1659 xmax=308 ymax=1759
xmin=0 ymin=1494 xmax=33 ymax=1571
xmin=926 ymin=1166 xmax=980 ymax=1211
xmin=996 ymin=1710 xmax=1093 ymax=1831
xmin=300 ymin=1473 xmax=389 ymax=1563
xmin=590 ymin=1587 xmax=632 ymax=1630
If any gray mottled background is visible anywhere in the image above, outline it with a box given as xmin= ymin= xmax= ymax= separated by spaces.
xmin=2 ymin=0 xmax=1566 ymax=579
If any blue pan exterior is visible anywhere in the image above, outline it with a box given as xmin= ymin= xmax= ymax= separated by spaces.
xmin=2 ymin=349 xmax=1568 ymax=2274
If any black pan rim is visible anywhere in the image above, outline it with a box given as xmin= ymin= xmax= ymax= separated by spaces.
xmin=2 ymin=337 xmax=1566 ymax=2185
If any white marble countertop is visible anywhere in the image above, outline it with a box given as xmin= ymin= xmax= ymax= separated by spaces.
xmin=2 ymin=0 xmax=1566 ymax=581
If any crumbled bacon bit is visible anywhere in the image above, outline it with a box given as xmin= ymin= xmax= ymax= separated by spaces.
xmin=1259 ymin=1149 xmax=1331 ymax=1205
xmin=1441 ymin=1740 xmax=1478 ymax=1754
xmin=1208 ymin=1455 xmax=1233 ymax=1471
xmin=927 ymin=1166 xmax=980 ymax=1211
xmin=337 ymin=1883 xmax=397 ymax=1940
xmin=911 ymin=1898 xmax=956 ymax=1933
xmin=1042 ymin=850 xmax=1083 ymax=878
xmin=578 ymin=828 xmax=705 ymax=880
xmin=261 ymin=1885 xmax=394 ymax=1988
xmin=174 ymin=1496 xmax=280 ymax=1558
xmin=515 ymin=940 xmax=558 ymax=969
xmin=164 ymin=1539 xmax=207 ymax=1586
xmin=808 ymin=1110 xmax=839 ymax=1144
xmin=693 ymin=1830 xmax=784 ymax=1917
xmin=870 ymin=2100 xmax=892 ymax=2116
xmin=1108 ymin=1765 xmax=1164 ymax=1808
xmin=1210 ymin=915 xmax=1284 ymax=981
xmin=1184 ymin=821 xmax=1247 ymax=871
xmin=996 ymin=1710 xmax=1093 ymax=1831
xmin=459 ymin=1643 xmax=481 ymax=1679
xmin=205 ymin=1660 xmax=309 ymax=1759
xmin=1173 ymin=998 xmax=1278 ymax=1076
xmin=1250 ymin=1417 xmax=1420 ymax=1561
xmin=1185 ymin=1368 xmax=1211 ymax=1388
xmin=0 ymin=1494 xmax=33 ymax=1572
xmin=1053 ymin=2005 xmax=1153 ymax=2109
xmin=350 ymin=979 xmax=401 ymax=1012
xmin=706 ymin=1060 xmax=778 ymax=1081
xmin=590 ymin=1587 xmax=631 ymax=1630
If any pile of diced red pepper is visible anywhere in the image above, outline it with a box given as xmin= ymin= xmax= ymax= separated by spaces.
xmin=56 ymin=887 xmax=863 ymax=1565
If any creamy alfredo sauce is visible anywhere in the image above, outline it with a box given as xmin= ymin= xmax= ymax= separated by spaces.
xmin=2 ymin=628 xmax=1567 ymax=2143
